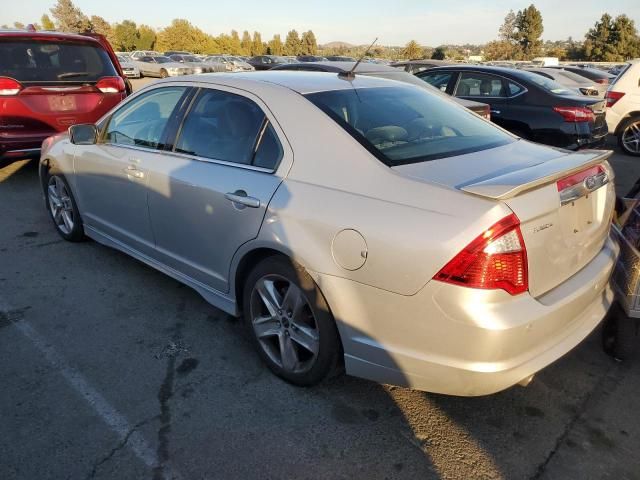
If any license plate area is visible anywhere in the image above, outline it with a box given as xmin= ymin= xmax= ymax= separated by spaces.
xmin=48 ymin=95 xmax=77 ymax=112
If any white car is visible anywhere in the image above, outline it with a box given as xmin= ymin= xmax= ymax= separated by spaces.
xmin=606 ymin=59 xmax=640 ymax=156
xmin=40 ymin=72 xmax=617 ymax=396
xmin=116 ymin=54 xmax=140 ymax=79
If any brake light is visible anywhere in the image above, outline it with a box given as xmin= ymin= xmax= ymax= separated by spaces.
xmin=434 ymin=213 xmax=528 ymax=295
xmin=556 ymin=164 xmax=606 ymax=192
xmin=96 ymin=76 xmax=125 ymax=93
xmin=0 ymin=77 xmax=22 ymax=96
xmin=605 ymin=91 xmax=625 ymax=108
xmin=553 ymin=106 xmax=595 ymax=123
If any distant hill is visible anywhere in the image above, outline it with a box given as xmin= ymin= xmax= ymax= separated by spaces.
xmin=321 ymin=41 xmax=355 ymax=49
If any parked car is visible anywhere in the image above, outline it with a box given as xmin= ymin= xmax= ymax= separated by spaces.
xmin=271 ymin=61 xmax=491 ymax=119
xmin=168 ymin=54 xmax=210 ymax=74
xmin=164 ymin=50 xmax=192 ymax=57
xmin=40 ymin=71 xmax=617 ymax=396
xmin=417 ymin=65 xmax=608 ymax=149
xmin=526 ymin=67 xmax=605 ymax=97
xmin=296 ymin=55 xmax=327 ymax=62
xmin=247 ymin=55 xmax=293 ymax=70
xmin=605 ymin=59 xmax=640 ymax=156
xmin=550 ymin=66 xmax=616 ymax=86
xmin=324 ymin=55 xmax=356 ymax=61
xmin=133 ymin=55 xmax=193 ymax=78
xmin=117 ymin=54 xmax=141 ymax=78
xmin=129 ymin=50 xmax=160 ymax=60
xmin=204 ymin=55 xmax=254 ymax=72
xmin=391 ymin=59 xmax=454 ymax=74
xmin=0 ymin=29 xmax=128 ymax=162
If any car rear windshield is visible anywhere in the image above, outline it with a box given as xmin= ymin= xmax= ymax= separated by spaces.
xmin=154 ymin=56 xmax=173 ymax=63
xmin=0 ymin=38 xmax=117 ymax=83
xmin=305 ymin=86 xmax=513 ymax=166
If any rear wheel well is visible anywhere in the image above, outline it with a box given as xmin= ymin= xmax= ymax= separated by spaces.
xmin=616 ymin=112 xmax=640 ymax=135
xmin=234 ymin=248 xmax=286 ymax=311
xmin=39 ymin=158 xmax=52 ymax=191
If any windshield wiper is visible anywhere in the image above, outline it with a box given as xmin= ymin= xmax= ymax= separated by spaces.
xmin=58 ymin=72 xmax=90 ymax=79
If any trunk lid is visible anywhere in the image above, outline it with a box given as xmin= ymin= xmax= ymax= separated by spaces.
xmin=393 ymin=140 xmax=616 ymax=297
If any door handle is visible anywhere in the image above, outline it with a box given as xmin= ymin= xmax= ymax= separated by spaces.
xmin=123 ymin=165 xmax=144 ymax=179
xmin=490 ymin=109 xmax=501 ymax=115
xmin=225 ymin=191 xmax=260 ymax=209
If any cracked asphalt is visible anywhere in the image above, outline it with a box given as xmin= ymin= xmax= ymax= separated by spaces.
xmin=1 ymin=139 xmax=639 ymax=479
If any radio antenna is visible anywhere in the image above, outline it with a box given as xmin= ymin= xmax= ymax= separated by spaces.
xmin=339 ymin=37 xmax=378 ymax=80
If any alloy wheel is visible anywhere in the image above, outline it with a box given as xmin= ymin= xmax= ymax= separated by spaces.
xmin=622 ymin=121 xmax=640 ymax=154
xmin=249 ymin=274 xmax=320 ymax=374
xmin=47 ymin=175 xmax=74 ymax=235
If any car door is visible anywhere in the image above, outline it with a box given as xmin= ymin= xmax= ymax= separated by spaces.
xmin=415 ymin=70 xmax=458 ymax=93
xmin=452 ymin=71 xmax=512 ymax=129
xmin=73 ymin=86 xmax=192 ymax=256
xmin=145 ymin=85 xmax=290 ymax=293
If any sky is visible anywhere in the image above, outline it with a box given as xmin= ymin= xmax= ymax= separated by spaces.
xmin=2 ymin=0 xmax=639 ymax=46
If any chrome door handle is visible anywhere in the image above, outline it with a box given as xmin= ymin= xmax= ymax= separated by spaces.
xmin=490 ymin=109 xmax=501 ymax=115
xmin=123 ymin=165 xmax=144 ymax=179
xmin=224 ymin=191 xmax=260 ymax=208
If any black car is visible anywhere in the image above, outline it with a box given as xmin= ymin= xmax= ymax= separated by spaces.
xmin=271 ymin=61 xmax=491 ymax=119
xmin=391 ymin=59 xmax=454 ymax=74
xmin=549 ymin=66 xmax=616 ymax=86
xmin=416 ymin=65 xmax=608 ymax=150
xmin=324 ymin=55 xmax=356 ymax=61
xmin=247 ymin=55 xmax=292 ymax=70
xmin=297 ymin=55 xmax=326 ymax=62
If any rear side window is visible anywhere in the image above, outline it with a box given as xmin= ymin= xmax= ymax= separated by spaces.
xmin=175 ymin=89 xmax=283 ymax=169
xmin=306 ymin=86 xmax=513 ymax=166
xmin=0 ymin=39 xmax=117 ymax=83
xmin=104 ymin=87 xmax=187 ymax=149
xmin=455 ymin=72 xmax=506 ymax=97
xmin=418 ymin=71 xmax=453 ymax=92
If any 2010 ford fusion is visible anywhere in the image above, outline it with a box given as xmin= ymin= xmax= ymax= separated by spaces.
xmin=39 ymin=71 xmax=618 ymax=396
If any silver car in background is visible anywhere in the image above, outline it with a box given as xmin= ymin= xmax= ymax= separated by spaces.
xmin=40 ymin=72 xmax=617 ymax=396
xmin=526 ymin=67 xmax=606 ymax=97
xmin=169 ymin=54 xmax=212 ymax=74
xmin=205 ymin=55 xmax=255 ymax=72
xmin=116 ymin=54 xmax=141 ymax=79
xmin=134 ymin=55 xmax=193 ymax=78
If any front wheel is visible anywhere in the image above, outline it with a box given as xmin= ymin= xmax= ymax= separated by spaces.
xmin=44 ymin=170 xmax=85 ymax=241
xmin=243 ymin=256 xmax=341 ymax=386
xmin=618 ymin=116 xmax=640 ymax=156
xmin=160 ymin=69 xmax=168 ymax=78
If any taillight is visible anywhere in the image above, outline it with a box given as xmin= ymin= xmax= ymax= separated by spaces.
xmin=605 ymin=91 xmax=625 ymax=108
xmin=0 ymin=77 xmax=22 ymax=96
xmin=96 ymin=76 xmax=125 ymax=93
xmin=553 ymin=106 xmax=595 ymax=123
xmin=595 ymin=78 xmax=609 ymax=85
xmin=434 ymin=213 xmax=528 ymax=295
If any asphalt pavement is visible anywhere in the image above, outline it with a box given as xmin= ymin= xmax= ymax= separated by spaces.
xmin=1 ymin=116 xmax=639 ymax=479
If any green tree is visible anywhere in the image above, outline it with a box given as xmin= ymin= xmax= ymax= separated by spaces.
xmin=113 ymin=20 xmax=138 ymax=51
xmin=301 ymin=30 xmax=318 ymax=55
xmin=514 ymin=4 xmax=544 ymax=59
xmin=41 ymin=14 xmax=55 ymax=30
xmin=156 ymin=19 xmax=210 ymax=54
xmin=499 ymin=10 xmax=518 ymax=43
xmin=89 ymin=15 xmax=112 ymax=43
xmin=431 ymin=46 xmax=446 ymax=60
xmin=284 ymin=30 xmax=301 ymax=56
xmin=611 ymin=14 xmax=640 ymax=60
xmin=229 ymin=30 xmax=242 ymax=55
xmin=50 ymin=0 xmax=90 ymax=33
xmin=251 ymin=31 xmax=264 ymax=56
xmin=403 ymin=40 xmax=422 ymax=59
xmin=240 ymin=30 xmax=252 ymax=55
xmin=484 ymin=40 xmax=516 ymax=61
xmin=137 ymin=25 xmax=156 ymax=50
xmin=267 ymin=34 xmax=283 ymax=55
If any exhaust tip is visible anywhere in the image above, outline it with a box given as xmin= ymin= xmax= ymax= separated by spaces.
xmin=518 ymin=375 xmax=535 ymax=387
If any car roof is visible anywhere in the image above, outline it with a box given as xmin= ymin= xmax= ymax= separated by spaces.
xmin=391 ymin=59 xmax=454 ymax=67
xmin=155 ymin=70 xmax=406 ymax=94
xmin=427 ymin=64 xmax=538 ymax=80
xmin=275 ymin=61 xmax=399 ymax=73
xmin=0 ymin=29 xmax=102 ymax=45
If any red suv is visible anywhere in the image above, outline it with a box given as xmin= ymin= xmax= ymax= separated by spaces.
xmin=0 ymin=29 xmax=129 ymax=162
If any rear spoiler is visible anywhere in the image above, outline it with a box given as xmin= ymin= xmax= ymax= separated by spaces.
xmin=460 ymin=149 xmax=614 ymax=200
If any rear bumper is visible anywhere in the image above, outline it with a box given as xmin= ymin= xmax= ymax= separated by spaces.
xmin=311 ymin=235 xmax=618 ymax=396
xmin=1 ymin=134 xmax=51 ymax=161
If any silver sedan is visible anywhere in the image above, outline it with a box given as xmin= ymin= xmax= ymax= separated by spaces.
xmin=40 ymin=72 xmax=617 ymax=396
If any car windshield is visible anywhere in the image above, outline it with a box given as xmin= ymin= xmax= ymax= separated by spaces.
xmin=306 ymin=86 xmax=513 ymax=166
xmin=0 ymin=38 xmax=118 ymax=83
xmin=183 ymin=56 xmax=200 ymax=62
xmin=154 ymin=56 xmax=172 ymax=64
xmin=515 ymin=70 xmax=569 ymax=95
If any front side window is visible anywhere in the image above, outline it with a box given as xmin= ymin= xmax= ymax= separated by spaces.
xmin=417 ymin=71 xmax=453 ymax=92
xmin=306 ymin=86 xmax=513 ymax=166
xmin=175 ymin=89 xmax=283 ymax=169
xmin=104 ymin=87 xmax=187 ymax=149
xmin=455 ymin=72 xmax=506 ymax=97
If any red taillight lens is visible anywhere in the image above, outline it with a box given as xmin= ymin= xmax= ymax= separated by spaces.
xmin=556 ymin=164 xmax=605 ymax=192
xmin=0 ymin=77 xmax=22 ymax=96
xmin=434 ymin=213 xmax=528 ymax=295
xmin=96 ymin=76 xmax=125 ymax=94
xmin=553 ymin=106 xmax=595 ymax=123
xmin=605 ymin=91 xmax=625 ymax=108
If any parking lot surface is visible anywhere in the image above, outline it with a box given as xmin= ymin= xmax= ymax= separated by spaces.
xmin=1 ymin=136 xmax=640 ymax=479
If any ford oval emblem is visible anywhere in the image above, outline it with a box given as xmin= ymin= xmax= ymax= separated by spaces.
xmin=584 ymin=175 xmax=597 ymax=190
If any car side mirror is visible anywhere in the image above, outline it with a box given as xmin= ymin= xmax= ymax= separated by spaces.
xmin=69 ymin=124 xmax=97 ymax=145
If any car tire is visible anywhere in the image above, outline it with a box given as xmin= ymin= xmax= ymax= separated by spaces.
xmin=160 ymin=69 xmax=168 ymax=78
xmin=242 ymin=255 xmax=341 ymax=386
xmin=44 ymin=168 xmax=86 ymax=242
xmin=618 ymin=116 xmax=640 ymax=157
xmin=602 ymin=302 xmax=638 ymax=361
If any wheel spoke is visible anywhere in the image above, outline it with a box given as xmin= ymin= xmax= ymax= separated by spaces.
xmin=256 ymin=279 xmax=282 ymax=316
xmin=253 ymin=315 xmax=280 ymax=339
xmin=61 ymin=210 xmax=73 ymax=231
xmin=290 ymin=323 xmax=319 ymax=355
xmin=48 ymin=185 xmax=61 ymax=206
xmin=279 ymin=334 xmax=298 ymax=371
xmin=282 ymin=283 xmax=304 ymax=319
